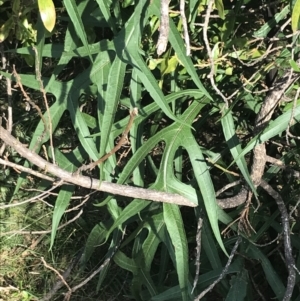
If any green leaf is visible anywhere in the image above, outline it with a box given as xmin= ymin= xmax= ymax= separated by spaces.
xmin=35 ymin=16 xmax=46 ymax=75
xmin=246 ymin=244 xmax=285 ymax=300
xmin=161 ymin=56 xmax=178 ymax=76
xmin=292 ymin=0 xmax=300 ymax=32
xmin=145 ymin=98 xmax=226 ymax=254
xmin=50 ymin=184 xmax=74 ymax=249
xmin=221 ymin=110 xmax=257 ymax=196
xmin=187 ymin=137 xmax=227 ymax=255
xmin=83 ymin=223 xmax=108 ymax=263
xmin=253 ymin=5 xmax=290 ymax=38
xmin=63 ymin=0 xmax=93 ymax=61
xmin=138 ymin=213 xmax=165 ymax=272
xmin=99 ymin=56 xmax=126 ymax=168
xmin=67 ymin=64 xmax=108 ymax=162
xmin=149 ymin=0 xmax=212 ymax=101
xmin=150 ymin=286 xmax=182 ymax=301
xmin=202 ymin=220 xmax=223 ymax=269
xmin=38 ymin=0 xmax=56 ymax=32
xmin=97 ymin=230 xmax=124 ymax=291
xmin=0 ymin=17 xmax=14 ymax=43
xmin=289 ymin=58 xmax=300 ymax=72
xmin=49 ymin=149 xmax=79 ymax=249
xmin=163 ymin=204 xmax=189 ymax=301
xmin=114 ymin=250 xmax=139 ymax=274
xmin=225 ymin=269 xmax=248 ymax=301
xmin=215 ymin=0 xmax=225 ymax=19
xmin=238 ymin=104 xmax=300 ymax=160
xmin=95 ymin=0 xmax=117 ymax=33
xmin=120 ymin=2 xmax=189 ymax=124
xmin=105 ymin=200 xmax=151 ymax=240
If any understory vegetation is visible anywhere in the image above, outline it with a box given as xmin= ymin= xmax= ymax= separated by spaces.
xmin=0 ymin=0 xmax=300 ymax=300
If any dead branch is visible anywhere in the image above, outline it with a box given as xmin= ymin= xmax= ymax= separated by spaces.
xmin=0 ymin=125 xmax=196 ymax=207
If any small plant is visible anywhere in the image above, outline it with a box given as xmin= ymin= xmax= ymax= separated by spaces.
xmin=0 ymin=0 xmax=300 ymax=300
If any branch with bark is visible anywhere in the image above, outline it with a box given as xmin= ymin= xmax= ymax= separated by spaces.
xmin=0 ymin=125 xmax=195 ymax=207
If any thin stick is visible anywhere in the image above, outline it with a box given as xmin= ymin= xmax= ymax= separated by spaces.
xmin=266 ymin=155 xmax=300 ymax=178
xmin=260 ymin=180 xmax=296 ymax=301
xmin=76 ymin=108 xmax=138 ymax=173
xmin=0 ymin=180 xmax=63 ymax=210
xmin=215 ymin=180 xmax=242 ymax=197
xmin=0 ymin=158 xmax=54 ymax=182
xmin=250 ymin=274 xmax=267 ymax=301
xmin=250 ymin=233 xmax=281 ymax=247
xmin=63 ymin=231 xmax=125 ymax=301
xmin=194 ymin=237 xmax=241 ymax=300
xmin=207 ymin=158 xmax=240 ymax=177
xmin=191 ymin=217 xmax=203 ymax=294
xmin=289 ymin=199 xmax=300 ymax=220
xmin=40 ymin=250 xmax=84 ymax=301
xmin=41 ymin=257 xmax=71 ymax=291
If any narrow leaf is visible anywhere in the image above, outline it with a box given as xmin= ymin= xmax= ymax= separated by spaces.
xmin=63 ymin=0 xmax=93 ymax=61
xmin=163 ymin=204 xmax=189 ymax=301
xmin=292 ymin=0 xmax=300 ymax=32
xmin=38 ymin=0 xmax=56 ymax=32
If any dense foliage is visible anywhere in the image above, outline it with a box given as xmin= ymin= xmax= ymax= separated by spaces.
xmin=0 ymin=0 xmax=300 ymax=300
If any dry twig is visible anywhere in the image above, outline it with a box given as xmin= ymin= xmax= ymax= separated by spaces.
xmin=192 ymin=217 xmax=203 ymax=294
xmin=41 ymin=257 xmax=71 ymax=292
xmin=75 ymin=108 xmax=138 ymax=173
xmin=260 ymin=180 xmax=296 ymax=301
xmin=63 ymin=231 xmax=125 ymax=301
xmin=0 ymin=158 xmax=54 ymax=182
xmin=0 ymin=180 xmax=63 ymax=210
xmin=194 ymin=237 xmax=241 ymax=300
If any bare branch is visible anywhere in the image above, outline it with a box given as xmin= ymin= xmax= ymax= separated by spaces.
xmin=0 ymin=180 xmax=62 ymax=210
xmin=194 ymin=237 xmax=241 ymax=300
xmin=0 ymin=158 xmax=55 ymax=182
xmin=41 ymin=257 xmax=71 ymax=291
xmin=0 ymin=125 xmax=196 ymax=207
xmin=63 ymin=231 xmax=125 ymax=301
xmin=260 ymin=180 xmax=296 ymax=301
xmin=192 ymin=217 xmax=203 ymax=294
xmin=157 ymin=0 xmax=170 ymax=56
xmin=180 ymin=0 xmax=190 ymax=55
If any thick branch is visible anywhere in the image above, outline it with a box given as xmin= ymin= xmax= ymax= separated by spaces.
xmin=217 ymin=69 xmax=299 ymax=209
xmin=0 ymin=125 xmax=195 ymax=207
xmin=157 ymin=0 xmax=170 ymax=56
